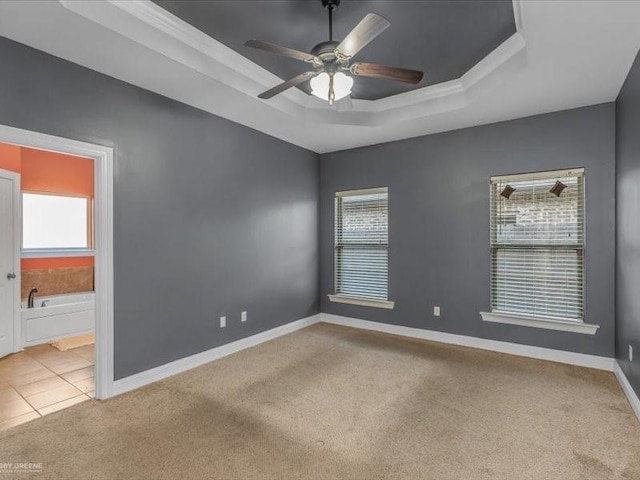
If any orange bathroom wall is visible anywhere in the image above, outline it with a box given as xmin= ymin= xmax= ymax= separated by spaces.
xmin=21 ymin=147 xmax=94 ymax=197
xmin=0 ymin=143 xmax=22 ymax=173
xmin=21 ymin=257 xmax=95 ymax=270
xmin=0 ymin=142 xmax=95 ymax=271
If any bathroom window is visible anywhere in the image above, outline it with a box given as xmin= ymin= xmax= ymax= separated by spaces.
xmin=329 ymin=187 xmax=394 ymax=309
xmin=22 ymin=192 xmax=93 ymax=255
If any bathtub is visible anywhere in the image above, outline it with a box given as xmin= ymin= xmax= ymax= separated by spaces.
xmin=21 ymin=292 xmax=95 ymax=346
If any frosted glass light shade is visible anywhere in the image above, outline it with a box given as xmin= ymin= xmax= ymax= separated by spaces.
xmin=310 ymin=72 xmax=353 ymax=102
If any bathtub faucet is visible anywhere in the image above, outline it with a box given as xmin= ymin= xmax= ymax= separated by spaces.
xmin=28 ymin=287 xmax=38 ymax=309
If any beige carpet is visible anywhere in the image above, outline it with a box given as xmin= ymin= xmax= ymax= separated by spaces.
xmin=1 ymin=323 xmax=639 ymax=480
xmin=50 ymin=332 xmax=95 ymax=351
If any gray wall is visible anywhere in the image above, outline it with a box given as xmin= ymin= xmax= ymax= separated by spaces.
xmin=616 ymin=49 xmax=640 ymax=397
xmin=320 ymin=104 xmax=616 ymax=357
xmin=0 ymin=33 xmax=621 ymax=381
xmin=0 ymin=38 xmax=320 ymax=379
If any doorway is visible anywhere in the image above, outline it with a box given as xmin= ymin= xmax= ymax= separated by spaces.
xmin=0 ymin=125 xmax=113 ymax=411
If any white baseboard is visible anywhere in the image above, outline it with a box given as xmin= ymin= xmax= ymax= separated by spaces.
xmin=614 ymin=361 xmax=640 ymax=423
xmin=112 ymin=314 xmax=321 ymax=397
xmin=321 ymin=313 xmax=615 ymax=371
xmin=111 ymin=311 xmax=623 ymax=402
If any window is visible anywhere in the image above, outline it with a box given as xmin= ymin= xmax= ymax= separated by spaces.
xmin=481 ymin=169 xmax=596 ymax=334
xmin=329 ymin=187 xmax=394 ymax=309
xmin=22 ymin=193 xmax=92 ymax=254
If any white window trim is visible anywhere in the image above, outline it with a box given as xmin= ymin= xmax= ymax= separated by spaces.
xmin=22 ymin=192 xmax=93 ymax=253
xmin=488 ymin=167 xmax=587 ymax=329
xmin=336 ymin=186 xmax=388 ymax=197
xmin=21 ymin=248 xmax=95 ymax=258
xmin=480 ymin=311 xmax=599 ymax=335
xmin=328 ymin=294 xmax=395 ymax=310
xmin=491 ymin=167 xmax=584 ymax=183
xmin=333 ymin=187 xmax=394 ymax=308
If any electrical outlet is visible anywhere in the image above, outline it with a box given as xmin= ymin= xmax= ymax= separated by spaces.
xmin=241 ymin=311 xmax=247 ymax=322
xmin=220 ymin=316 xmax=226 ymax=328
xmin=434 ymin=306 xmax=440 ymax=317
xmin=630 ymin=345 xmax=634 ymax=362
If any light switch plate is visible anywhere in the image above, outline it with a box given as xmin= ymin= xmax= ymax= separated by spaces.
xmin=241 ymin=311 xmax=247 ymax=322
xmin=220 ymin=316 xmax=226 ymax=328
xmin=434 ymin=306 xmax=440 ymax=317
xmin=630 ymin=345 xmax=634 ymax=362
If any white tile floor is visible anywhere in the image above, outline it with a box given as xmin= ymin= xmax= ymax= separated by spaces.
xmin=0 ymin=340 xmax=94 ymax=431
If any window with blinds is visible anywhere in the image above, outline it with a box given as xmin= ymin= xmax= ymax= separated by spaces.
xmin=335 ymin=188 xmax=389 ymax=301
xmin=490 ymin=169 xmax=584 ymax=320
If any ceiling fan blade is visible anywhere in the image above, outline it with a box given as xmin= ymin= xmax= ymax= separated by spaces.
xmin=335 ymin=13 xmax=390 ymax=59
xmin=258 ymin=71 xmax=318 ymax=100
xmin=245 ymin=39 xmax=318 ymax=64
xmin=350 ymin=62 xmax=424 ymax=84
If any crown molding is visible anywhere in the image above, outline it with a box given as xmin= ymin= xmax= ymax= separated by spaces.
xmin=58 ymin=0 xmax=527 ymax=128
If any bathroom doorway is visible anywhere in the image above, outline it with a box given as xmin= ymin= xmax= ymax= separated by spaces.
xmin=0 ymin=125 xmax=113 ymax=430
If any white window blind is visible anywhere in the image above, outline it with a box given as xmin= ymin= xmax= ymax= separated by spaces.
xmin=335 ymin=188 xmax=389 ymax=301
xmin=490 ymin=169 xmax=584 ymax=320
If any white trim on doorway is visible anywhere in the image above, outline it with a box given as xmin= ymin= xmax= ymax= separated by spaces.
xmin=0 ymin=124 xmax=114 ymax=400
xmin=0 ymin=168 xmax=22 ymax=357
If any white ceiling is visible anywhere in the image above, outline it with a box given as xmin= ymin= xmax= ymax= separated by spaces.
xmin=1 ymin=0 xmax=639 ymax=153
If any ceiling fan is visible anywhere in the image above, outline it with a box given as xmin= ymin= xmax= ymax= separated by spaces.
xmin=244 ymin=0 xmax=424 ymax=104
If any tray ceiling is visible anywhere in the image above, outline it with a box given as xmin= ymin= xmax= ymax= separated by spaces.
xmin=1 ymin=1 xmax=640 ymax=152
xmin=153 ymin=0 xmax=516 ymax=101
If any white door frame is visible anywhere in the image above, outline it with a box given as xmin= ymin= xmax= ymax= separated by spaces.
xmin=0 ymin=168 xmax=21 ymax=358
xmin=0 ymin=124 xmax=115 ymax=400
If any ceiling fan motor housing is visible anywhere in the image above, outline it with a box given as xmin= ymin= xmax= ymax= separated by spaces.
xmin=311 ymin=41 xmax=341 ymax=62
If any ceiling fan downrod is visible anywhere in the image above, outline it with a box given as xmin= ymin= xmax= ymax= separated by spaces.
xmin=322 ymin=0 xmax=340 ymax=42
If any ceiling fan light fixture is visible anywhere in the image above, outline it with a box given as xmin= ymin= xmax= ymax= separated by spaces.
xmin=310 ymin=72 xmax=353 ymax=104
xmin=246 ymin=1 xmax=422 ymax=101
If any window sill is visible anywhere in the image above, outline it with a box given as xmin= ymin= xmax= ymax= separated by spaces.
xmin=22 ymin=248 xmax=95 ymax=259
xmin=480 ymin=311 xmax=599 ymax=335
xmin=328 ymin=295 xmax=395 ymax=310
